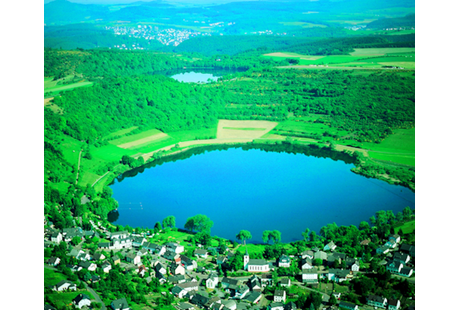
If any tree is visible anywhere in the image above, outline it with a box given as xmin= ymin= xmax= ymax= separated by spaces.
xmin=162 ymin=216 xmax=176 ymax=229
xmin=302 ymin=228 xmax=310 ymax=242
xmin=184 ymin=214 xmax=214 ymax=233
xmin=403 ymin=206 xmax=413 ymax=220
xmin=71 ymin=236 xmax=82 ymax=246
xmin=310 ymin=231 xmax=317 ymax=242
xmin=359 ymin=221 xmax=370 ymax=230
xmin=236 ymin=230 xmax=252 ymax=244
xmin=329 ymin=294 xmax=337 ymax=305
xmin=154 ymin=222 xmax=162 ymax=233
xmin=262 ymin=230 xmax=281 ymax=244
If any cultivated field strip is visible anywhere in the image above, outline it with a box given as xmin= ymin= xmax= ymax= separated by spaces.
xmin=217 ymin=120 xmax=278 ymax=139
xmin=117 ymin=132 xmax=169 ymax=149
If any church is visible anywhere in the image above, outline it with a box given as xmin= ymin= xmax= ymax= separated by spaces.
xmin=244 ymin=248 xmax=270 ymax=272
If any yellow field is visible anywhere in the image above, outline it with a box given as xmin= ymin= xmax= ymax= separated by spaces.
xmin=217 ymin=120 xmax=278 ymax=139
xmin=117 ymin=132 xmax=169 ymax=149
xmin=263 ymin=52 xmax=324 ymax=60
xmin=350 ymin=48 xmax=415 ymax=57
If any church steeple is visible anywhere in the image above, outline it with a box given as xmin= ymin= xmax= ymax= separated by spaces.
xmin=244 ymin=247 xmax=250 ymax=271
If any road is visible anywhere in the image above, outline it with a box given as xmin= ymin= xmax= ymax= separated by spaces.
xmin=75 ymin=149 xmax=82 ymax=186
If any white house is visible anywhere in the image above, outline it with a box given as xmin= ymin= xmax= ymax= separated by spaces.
xmin=132 ymin=236 xmax=147 ymax=248
xmin=110 ymin=237 xmax=132 ymax=250
xmin=274 ymin=290 xmax=286 ymax=303
xmin=47 ymin=257 xmax=60 ymax=267
xmin=301 ymin=250 xmax=314 ymax=259
xmin=194 ymin=249 xmax=208 ymax=259
xmin=367 ymin=294 xmax=387 ymax=308
xmin=125 ymin=253 xmax=141 ymax=265
xmin=302 ymin=268 xmax=318 ymax=284
xmin=178 ymin=281 xmax=199 ymax=293
xmin=270 ymin=302 xmax=284 ymax=310
xmin=172 ymin=286 xmax=188 ymax=299
xmin=53 ymin=280 xmax=77 ymax=292
xmin=313 ymin=251 xmax=328 ymax=260
xmin=79 ymin=261 xmax=97 ymax=271
xmin=386 ymin=261 xmax=413 ymax=277
xmin=153 ymin=262 xmax=167 ymax=275
xmin=110 ymin=231 xmax=129 ymax=240
xmin=324 ymin=241 xmax=337 ymax=251
xmin=244 ymin=250 xmax=269 ymax=272
xmin=325 ymin=269 xmax=351 ymax=283
xmin=393 ymin=252 xmax=411 ymax=264
xmin=73 ymin=294 xmax=91 ymax=309
xmin=280 ymin=278 xmax=291 ymax=287
xmin=50 ymin=232 xmax=62 ymax=243
xmin=171 ymin=263 xmax=186 ymax=275
xmin=277 ymin=255 xmax=291 ymax=268
xmin=101 ymin=261 xmax=112 ymax=273
xmin=389 ymin=234 xmax=401 ymax=244
xmin=166 ymin=242 xmax=184 ymax=254
xmin=301 ymin=258 xmax=313 ymax=270
xmin=206 ymin=271 xmax=219 ymax=289
xmin=388 ymin=299 xmax=401 ymax=310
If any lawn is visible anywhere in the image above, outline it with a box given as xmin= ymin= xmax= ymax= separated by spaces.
xmin=104 ymin=126 xmax=139 ymax=139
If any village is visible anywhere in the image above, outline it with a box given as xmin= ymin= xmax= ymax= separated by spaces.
xmin=105 ymin=25 xmax=212 ymax=47
xmin=44 ymin=214 xmax=415 ymax=310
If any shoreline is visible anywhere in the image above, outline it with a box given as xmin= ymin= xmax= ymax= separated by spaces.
xmin=101 ymin=137 xmax=415 ymax=194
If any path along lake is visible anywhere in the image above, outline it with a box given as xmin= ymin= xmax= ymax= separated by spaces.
xmin=109 ymin=146 xmax=415 ymax=243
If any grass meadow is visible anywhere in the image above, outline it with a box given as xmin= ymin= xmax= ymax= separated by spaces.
xmin=263 ymin=47 xmax=415 ymax=70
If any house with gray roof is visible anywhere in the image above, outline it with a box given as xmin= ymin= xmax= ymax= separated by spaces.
xmin=73 ymin=293 xmax=91 ymax=309
xmin=269 ymin=302 xmax=284 ymax=310
xmin=110 ymin=297 xmax=130 ymax=310
xmin=274 ymin=290 xmax=286 ymax=303
xmin=244 ymin=291 xmax=262 ymax=304
xmin=338 ymin=301 xmax=358 ymax=310
xmin=367 ymin=294 xmax=387 ymax=308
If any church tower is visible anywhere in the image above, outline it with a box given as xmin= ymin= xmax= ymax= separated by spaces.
xmin=244 ymin=247 xmax=250 ymax=271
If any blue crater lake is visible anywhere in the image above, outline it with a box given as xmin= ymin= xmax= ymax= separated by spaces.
xmin=109 ymin=146 xmax=415 ymax=243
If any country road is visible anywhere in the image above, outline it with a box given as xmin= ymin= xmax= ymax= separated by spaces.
xmin=75 ymin=149 xmax=82 ymax=185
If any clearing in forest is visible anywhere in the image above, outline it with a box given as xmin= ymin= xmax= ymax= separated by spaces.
xmin=116 ymin=132 xmax=169 ymax=149
xmin=217 ymin=120 xmax=278 ymax=139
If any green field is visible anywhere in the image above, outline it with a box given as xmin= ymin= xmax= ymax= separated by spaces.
xmin=56 ymin=125 xmax=218 ymax=190
xmin=263 ymin=48 xmax=415 ymax=70
xmin=44 ymin=268 xmax=68 ymax=287
xmin=394 ymin=219 xmax=415 ymax=234
xmin=45 ymin=75 xmax=93 ymax=94
xmin=279 ymin=21 xmax=327 ymax=28
xmin=271 ymin=115 xmax=348 ymax=138
xmin=366 ymin=128 xmax=415 ymax=166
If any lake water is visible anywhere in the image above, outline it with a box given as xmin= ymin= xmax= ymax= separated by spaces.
xmin=167 ymin=68 xmax=245 ymax=83
xmin=109 ymin=146 xmax=415 ymax=243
